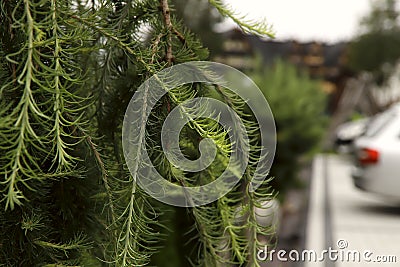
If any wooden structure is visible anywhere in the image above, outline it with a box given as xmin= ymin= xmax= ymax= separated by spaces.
xmin=213 ymin=29 xmax=354 ymax=114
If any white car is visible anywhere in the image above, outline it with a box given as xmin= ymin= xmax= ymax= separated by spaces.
xmin=335 ymin=118 xmax=369 ymax=152
xmin=351 ymin=103 xmax=400 ymax=200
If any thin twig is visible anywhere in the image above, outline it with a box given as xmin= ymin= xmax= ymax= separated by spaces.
xmin=85 ymin=136 xmax=117 ymax=227
xmin=160 ymin=0 xmax=173 ymax=64
xmin=150 ymin=33 xmax=163 ymax=64
xmin=64 ymin=112 xmax=117 ymax=229
xmin=172 ymin=27 xmax=186 ymax=45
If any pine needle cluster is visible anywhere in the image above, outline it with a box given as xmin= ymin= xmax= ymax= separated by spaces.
xmin=0 ymin=0 xmax=275 ymax=266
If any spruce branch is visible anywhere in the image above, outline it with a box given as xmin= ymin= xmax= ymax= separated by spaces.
xmin=1 ymin=0 xmax=50 ymax=210
xmin=70 ymin=15 xmax=138 ymax=56
xmin=0 ymin=0 xmax=278 ymax=265
xmin=208 ymin=0 xmax=275 ymax=38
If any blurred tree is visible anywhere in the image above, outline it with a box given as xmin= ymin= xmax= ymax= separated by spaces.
xmin=250 ymin=60 xmax=327 ymax=195
xmin=360 ymin=0 xmax=399 ymax=32
xmin=348 ymin=0 xmax=400 ymax=84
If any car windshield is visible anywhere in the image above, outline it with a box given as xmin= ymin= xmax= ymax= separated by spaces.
xmin=363 ymin=110 xmax=395 ymax=138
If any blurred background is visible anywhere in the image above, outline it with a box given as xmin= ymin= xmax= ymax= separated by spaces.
xmin=171 ymin=0 xmax=400 ymax=266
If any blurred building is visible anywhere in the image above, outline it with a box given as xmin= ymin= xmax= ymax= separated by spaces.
xmin=213 ymin=29 xmax=354 ymax=113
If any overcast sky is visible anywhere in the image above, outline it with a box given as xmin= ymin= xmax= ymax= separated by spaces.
xmin=222 ymin=0 xmax=372 ymax=43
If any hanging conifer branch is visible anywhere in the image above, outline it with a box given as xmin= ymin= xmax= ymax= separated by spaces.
xmin=209 ymin=0 xmax=275 ymax=38
xmin=0 ymin=0 xmax=277 ymax=265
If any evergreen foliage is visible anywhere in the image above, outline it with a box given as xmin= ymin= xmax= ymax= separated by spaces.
xmin=348 ymin=0 xmax=400 ymax=84
xmin=250 ymin=60 xmax=327 ymax=194
xmin=0 ymin=0 xmax=275 ymax=266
